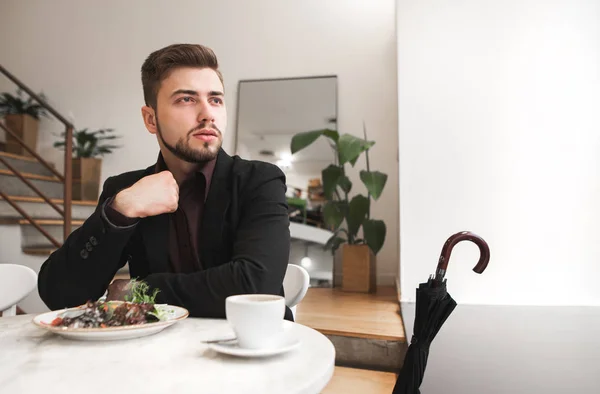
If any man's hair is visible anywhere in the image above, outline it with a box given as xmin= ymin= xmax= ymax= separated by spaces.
xmin=141 ymin=43 xmax=224 ymax=108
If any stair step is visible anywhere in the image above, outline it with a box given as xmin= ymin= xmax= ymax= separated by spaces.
xmin=322 ymin=367 xmax=397 ymax=394
xmin=21 ymin=221 xmax=83 ymax=248
xmin=22 ymin=246 xmax=55 ymax=256
xmin=0 ymin=151 xmax=57 ymax=178
xmin=0 ymin=169 xmax=63 ymax=199
xmin=296 ymin=287 xmax=406 ymax=372
xmin=297 ymin=287 xmax=405 ymax=341
xmin=0 ymin=218 xmax=85 ymax=225
xmin=0 ymin=195 xmax=96 ymax=220
xmin=18 ymin=219 xmax=85 ymax=226
xmin=0 ymin=195 xmax=97 ymax=206
xmin=0 ymin=168 xmax=60 ymax=182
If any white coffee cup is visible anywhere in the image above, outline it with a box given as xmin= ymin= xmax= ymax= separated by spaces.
xmin=225 ymin=294 xmax=285 ymax=349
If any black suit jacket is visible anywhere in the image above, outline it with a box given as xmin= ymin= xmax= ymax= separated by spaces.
xmin=38 ymin=149 xmax=294 ymax=321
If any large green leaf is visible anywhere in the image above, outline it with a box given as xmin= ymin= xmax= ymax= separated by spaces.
xmin=322 ymin=165 xmax=343 ymax=199
xmin=339 ymin=175 xmax=352 ymax=194
xmin=363 ymin=219 xmax=386 ymax=255
xmin=359 ymin=170 xmax=388 ymax=200
xmin=323 ymin=129 xmax=340 ymax=142
xmin=324 ymin=234 xmax=346 ymax=253
xmin=346 ymin=195 xmax=369 ymax=239
xmin=337 ymin=134 xmax=375 ymax=166
xmin=323 ymin=201 xmax=344 ymax=230
xmin=290 ymin=128 xmax=339 ymax=154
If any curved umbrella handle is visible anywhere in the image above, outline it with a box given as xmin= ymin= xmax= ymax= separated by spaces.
xmin=434 ymin=231 xmax=490 ymax=282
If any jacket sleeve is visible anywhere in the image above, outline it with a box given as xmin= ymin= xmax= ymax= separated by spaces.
xmin=143 ymin=166 xmax=291 ymax=318
xmin=37 ymin=177 xmax=137 ymax=310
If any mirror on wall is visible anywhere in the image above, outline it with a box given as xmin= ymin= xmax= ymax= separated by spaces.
xmin=235 ymin=75 xmax=337 ymax=226
xmin=235 ymin=75 xmax=338 ymax=286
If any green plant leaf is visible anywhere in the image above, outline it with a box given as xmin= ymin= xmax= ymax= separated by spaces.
xmin=359 ymin=170 xmax=388 ymax=200
xmin=290 ymin=130 xmax=323 ymax=154
xmin=0 ymin=90 xmax=48 ymax=119
xmin=322 ymin=165 xmax=343 ymax=199
xmin=324 ymin=234 xmax=346 ymax=253
xmin=290 ymin=128 xmax=339 ymax=154
xmin=363 ymin=219 xmax=386 ymax=255
xmin=323 ymin=201 xmax=344 ymax=230
xmin=54 ymin=127 xmax=121 ymax=158
xmin=337 ymin=134 xmax=375 ymax=166
xmin=346 ymin=195 xmax=369 ymax=239
xmin=323 ymin=129 xmax=340 ymax=142
xmin=339 ymin=175 xmax=352 ymax=194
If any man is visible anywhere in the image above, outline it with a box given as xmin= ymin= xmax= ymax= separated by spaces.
xmin=37 ymin=43 xmax=293 ymax=320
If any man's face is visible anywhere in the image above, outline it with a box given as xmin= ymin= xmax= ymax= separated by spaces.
xmin=146 ymin=67 xmax=226 ymax=163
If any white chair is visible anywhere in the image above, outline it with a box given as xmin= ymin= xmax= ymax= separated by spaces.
xmin=283 ymin=264 xmax=310 ymax=320
xmin=0 ymin=264 xmax=37 ymax=317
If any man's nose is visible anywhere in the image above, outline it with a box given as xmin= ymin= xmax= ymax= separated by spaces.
xmin=197 ymin=100 xmax=215 ymax=124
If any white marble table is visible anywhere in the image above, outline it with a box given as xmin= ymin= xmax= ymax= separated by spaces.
xmin=0 ymin=315 xmax=336 ymax=394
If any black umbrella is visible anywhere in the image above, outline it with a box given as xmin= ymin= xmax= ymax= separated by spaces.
xmin=393 ymin=231 xmax=490 ymax=394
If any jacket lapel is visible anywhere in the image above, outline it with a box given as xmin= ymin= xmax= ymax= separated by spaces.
xmin=138 ymin=164 xmax=170 ymax=273
xmin=199 ymin=149 xmax=233 ymax=269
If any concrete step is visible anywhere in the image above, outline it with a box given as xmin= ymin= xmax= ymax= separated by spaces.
xmin=0 ymin=151 xmax=57 ymax=178
xmin=20 ymin=219 xmax=83 ymax=248
xmin=322 ymin=367 xmax=397 ymax=394
xmin=0 ymin=169 xmax=63 ymax=199
xmin=0 ymin=195 xmax=96 ymax=220
xmin=296 ymin=287 xmax=406 ymax=372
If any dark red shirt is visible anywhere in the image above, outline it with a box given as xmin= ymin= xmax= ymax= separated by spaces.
xmin=105 ymin=153 xmax=216 ymax=274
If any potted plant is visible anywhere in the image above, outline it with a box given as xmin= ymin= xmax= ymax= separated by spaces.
xmin=54 ymin=128 xmax=120 ymax=200
xmin=290 ymin=125 xmax=387 ymax=293
xmin=0 ymin=89 xmax=49 ymax=157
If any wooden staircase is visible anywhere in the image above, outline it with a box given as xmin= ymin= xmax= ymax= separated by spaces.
xmin=0 ymin=151 xmax=96 ymax=255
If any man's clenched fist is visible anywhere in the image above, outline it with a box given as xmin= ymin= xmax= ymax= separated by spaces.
xmin=111 ymin=171 xmax=179 ymax=218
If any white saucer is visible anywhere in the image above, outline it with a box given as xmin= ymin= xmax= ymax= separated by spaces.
xmin=207 ymin=336 xmax=301 ymax=358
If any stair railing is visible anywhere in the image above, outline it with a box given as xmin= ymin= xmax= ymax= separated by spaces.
xmin=0 ymin=64 xmax=73 ymax=247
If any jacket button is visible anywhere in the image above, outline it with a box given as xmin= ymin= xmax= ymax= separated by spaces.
xmin=85 ymin=242 xmax=93 ymax=251
xmin=80 ymin=249 xmax=89 ymax=259
xmin=89 ymin=236 xmax=98 ymax=246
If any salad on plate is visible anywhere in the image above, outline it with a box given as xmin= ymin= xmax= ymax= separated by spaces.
xmin=47 ymin=279 xmax=169 ymax=329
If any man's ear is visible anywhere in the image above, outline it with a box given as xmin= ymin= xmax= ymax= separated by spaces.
xmin=141 ymin=105 xmax=158 ymax=135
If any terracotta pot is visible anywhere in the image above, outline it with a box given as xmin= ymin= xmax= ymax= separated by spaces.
xmin=4 ymin=114 xmax=39 ymax=157
xmin=72 ymin=157 xmax=102 ymax=201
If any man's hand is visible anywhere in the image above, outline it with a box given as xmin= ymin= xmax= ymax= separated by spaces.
xmin=106 ymin=279 xmax=133 ymax=301
xmin=111 ymin=171 xmax=179 ymax=218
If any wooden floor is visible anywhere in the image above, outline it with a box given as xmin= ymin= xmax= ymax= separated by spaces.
xmin=322 ymin=367 xmax=397 ymax=394
xmin=296 ymin=286 xmax=405 ymax=342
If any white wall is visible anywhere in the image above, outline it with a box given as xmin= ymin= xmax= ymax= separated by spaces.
xmin=397 ymin=0 xmax=600 ymax=305
xmin=0 ymin=0 xmax=399 ymax=284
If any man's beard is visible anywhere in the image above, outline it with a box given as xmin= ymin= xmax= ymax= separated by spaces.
xmin=156 ymin=119 xmax=222 ymax=163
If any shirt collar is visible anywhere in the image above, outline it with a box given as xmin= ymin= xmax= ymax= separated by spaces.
xmin=154 ymin=152 xmax=217 ymax=201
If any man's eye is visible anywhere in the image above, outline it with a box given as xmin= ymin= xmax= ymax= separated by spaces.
xmin=211 ymin=97 xmax=223 ymax=104
xmin=178 ymin=97 xmax=194 ymax=103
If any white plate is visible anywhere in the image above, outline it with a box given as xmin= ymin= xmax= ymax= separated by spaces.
xmin=208 ymin=335 xmax=301 ymax=358
xmin=32 ymin=302 xmax=189 ymax=341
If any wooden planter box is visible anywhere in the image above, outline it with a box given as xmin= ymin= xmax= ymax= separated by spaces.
xmin=334 ymin=244 xmax=377 ymax=293
xmin=72 ymin=158 xmax=102 ymax=201
xmin=4 ymin=114 xmax=39 ymax=157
